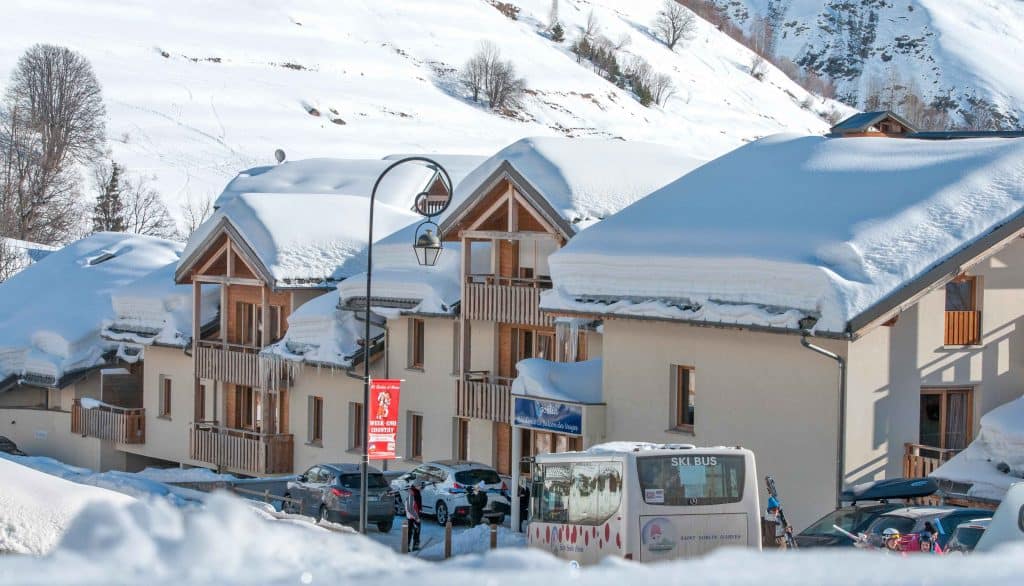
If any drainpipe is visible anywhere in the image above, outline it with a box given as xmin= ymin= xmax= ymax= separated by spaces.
xmin=799 ymin=328 xmax=847 ymax=508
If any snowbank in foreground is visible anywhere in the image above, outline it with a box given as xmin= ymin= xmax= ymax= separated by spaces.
xmin=933 ymin=396 xmax=1024 ymax=500
xmin=3 ymin=487 xmax=1024 ymax=585
xmin=0 ymin=457 xmax=132 ymax=555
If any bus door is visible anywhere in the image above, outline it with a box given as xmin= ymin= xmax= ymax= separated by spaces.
xmin=635 ymin=454 xmax=750 ymax=561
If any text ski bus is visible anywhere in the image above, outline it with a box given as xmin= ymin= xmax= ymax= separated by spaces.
xmin=527 ymin=444 xmax=761 ymax=563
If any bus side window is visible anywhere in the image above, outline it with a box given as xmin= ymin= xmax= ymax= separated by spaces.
xmin=541 ymin=464 xmax=571 ymax=523
xmin=598 ymin=463 xmax=622 ymax=522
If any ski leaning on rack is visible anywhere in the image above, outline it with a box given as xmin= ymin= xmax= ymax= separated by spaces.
xmin=765 ymin=475 xmax=798 ymax=549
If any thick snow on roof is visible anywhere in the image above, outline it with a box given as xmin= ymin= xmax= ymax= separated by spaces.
xmin=103 ymin=262 xmax=219 ymax=348
xmin=214 ymin=155 xmax=485 ymax=209
xmin=184 ymin=193 xmax=420 ymax=287
xmin=452 ymin=137 xmax=707 ymax=229
xmin=511 ymin=358 xmax=603 ymax=404
xmin=545 ymin=135 xmax=1024 ymax=333
xmin=933 ymin=396 xmax=1024 ymax=501
xmin=0 ymin=233 xmax=183 ymax=384
xmin=263 ymin=289 xmax=380 ymax=369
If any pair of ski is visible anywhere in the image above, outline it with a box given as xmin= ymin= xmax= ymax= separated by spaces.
xmin=765 ymin=475 xmax=799 ymax=549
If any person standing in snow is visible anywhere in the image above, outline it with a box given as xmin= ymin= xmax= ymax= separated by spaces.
xmin=763 ymin=497 xmax=792 ymax=550
xmin=405 ymin=480 xmax=423 ymax=551
xmin=517 ymin=481 xmax=531 ymax=532
xmin=467 ymin=480 xmax=489 ymax=527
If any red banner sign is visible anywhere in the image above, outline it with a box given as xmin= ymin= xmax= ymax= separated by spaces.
xmin=368 ymin=379 xmax=401 ymax=460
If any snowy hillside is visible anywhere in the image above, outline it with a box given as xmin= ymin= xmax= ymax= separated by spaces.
xmin=0 ymin=0 xmax=838 ymax=222
xmin=714 ymin=0 xmax=1024 ymax=128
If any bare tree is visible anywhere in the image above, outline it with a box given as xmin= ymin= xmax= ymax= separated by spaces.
xmin=548 ymin=0 xmax=559 ymax=29
xmin=582 ymin=10 xmax=600 ymax=42
xmin=749 ymin=55 xmax=767 ymax=81
xmin=653 ymin=0 xmax=697 ymax=51
xmin=179 ymin=191 xmax=214 ymax=238
xmin=121 ymin=173 xmax=178 ymax=239
xmin=0 ymin=238 xmax=23 ymax=282
xmin=460 ymin=41 xmax=525 ymax=111
xmin=0 ymin=44 xmax=104 ymax=245
xmin=650 ymin=73 xmax=677 ymax=106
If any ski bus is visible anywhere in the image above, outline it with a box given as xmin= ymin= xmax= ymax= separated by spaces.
xmin=526 ymin=444 xmax=761 ymax=563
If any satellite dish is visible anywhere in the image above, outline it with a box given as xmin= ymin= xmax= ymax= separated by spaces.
xmin=274 ymin=149 xmax=286 ymax=164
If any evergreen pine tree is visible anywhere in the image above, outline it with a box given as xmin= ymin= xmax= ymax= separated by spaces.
xmin=551 ymin=22 xmax=565 ymax=43
xmin=93 ymin=161 xmax=126 ymax=232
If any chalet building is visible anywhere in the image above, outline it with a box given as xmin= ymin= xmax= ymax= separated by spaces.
xmin=0 ymin=233 xmax=185 ymax=472
xmin=540 ymin=128 xmax=1024 ymax=528
xmin=351 ymin=137 xmax=706 ymax=476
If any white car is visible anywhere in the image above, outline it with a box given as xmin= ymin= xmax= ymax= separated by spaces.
xmin=391 ymin=460 xmax=510 ymax=526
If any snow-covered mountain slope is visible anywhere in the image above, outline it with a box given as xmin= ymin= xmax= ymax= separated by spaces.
xmin=715 ymin=0 xmax=1024 ymax=128
xmin=0 ymin=0 xmax=839 ymax=222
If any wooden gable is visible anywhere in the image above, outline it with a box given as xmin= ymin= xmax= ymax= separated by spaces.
xmin=181 ymin=222 xmax=270 ymax=286
xmin=442 ymin=175 xmax=563 ymax=242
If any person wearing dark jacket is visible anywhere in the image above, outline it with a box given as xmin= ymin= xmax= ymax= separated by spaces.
xmin=405 ymin=481 xmax=423 ymax=551
xmin=467 ymin=481 xmax=489 ymax=527
xmin=518 ymin=483 xmax=530 ymax=532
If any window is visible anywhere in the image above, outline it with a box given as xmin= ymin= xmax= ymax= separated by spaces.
xmin=159 ymin=376 xmax=172 ymax=418
xmin=308 ymin=396 xmax=324 ymax=445
xmin=636 ymin=455 xmax=745 ymax=506
xmin=920 ymin=388 xmax=973 ymax=451
xmin=348 ymin=402 xmax=364 ymax=450
xmin=671 ymin=365 xmax=695 ymax=430
xmin=409 ymin=412 xmax=424 ymax=460
xmin=409 ymin=319 xmax=425 ymax=369
xmin=454 ymin=418 xmax=469 ymax=460
xmin=235 ymin=386 xmax=257 ymax=430
xmin=452 ymin=321 xmax=461 ymax=374
xmin=534 ymin=461 xmax=622 ymax=526
xmin=235 ymin=302 xmax=283 ymax=347
xmin=944 ymin=276 xmax=980 ymax=345
xmin=195 ymin=383 xmax=206 ymax=421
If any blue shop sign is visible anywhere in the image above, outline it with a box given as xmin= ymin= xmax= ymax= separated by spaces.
xmin=513 ymin=397 xmax=583 ymax=436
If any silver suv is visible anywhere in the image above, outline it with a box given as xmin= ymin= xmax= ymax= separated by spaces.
xmin=283 ymin=463 xmax=394 ymax=532
xmin=391 ymin=460 xmax=509 ymax=525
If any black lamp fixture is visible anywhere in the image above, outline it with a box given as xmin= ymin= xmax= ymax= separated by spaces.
xmin=357 ymin=156 xmax=454 ymax=535
xmin=413 ymin=221 xmax=443 ymax=267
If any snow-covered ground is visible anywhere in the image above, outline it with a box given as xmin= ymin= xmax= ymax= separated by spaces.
xmin=5 ymin=455 xmax=1024 ymax=584
xmin=0 ymin=0 xmax=840 ymax=222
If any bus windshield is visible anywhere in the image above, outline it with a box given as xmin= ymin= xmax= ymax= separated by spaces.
xmin=636 ymin=454 xmax=745 ymax=506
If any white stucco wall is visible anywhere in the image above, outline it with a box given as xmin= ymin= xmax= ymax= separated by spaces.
xmin=599 ymin=318 xmax=843 ymax=530
xmin=118 ymin=345 xmax=197 ymax=466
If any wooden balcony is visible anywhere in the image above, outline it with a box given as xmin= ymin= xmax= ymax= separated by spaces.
xmin=903 ymin=442 xmax=960 ymax=478
xmin=463 ymin=275 xmax=553 ymax=327
xmin=944 ymin=310 xmax=980 ymax=345
xmin=71 ymin=399 xmax=145 ymax=444
xmin=196 ymin=341 xmax=263 ymax=387
xmin=189 ymin=422 xmax=293 ymax=476
xmin=456 ymin=372 xmax=512 ymax=423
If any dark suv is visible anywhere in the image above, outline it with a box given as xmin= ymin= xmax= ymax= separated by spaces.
xmin=283 ymin=463 xmax=394 ymax=532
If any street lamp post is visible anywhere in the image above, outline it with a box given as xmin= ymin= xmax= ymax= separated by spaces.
xmin=359 ymin=157 xmax=453 ymax=534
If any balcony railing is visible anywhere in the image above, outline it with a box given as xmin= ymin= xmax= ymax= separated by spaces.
xmin=456 ymin=372 xmax=512 ymax=423
xmin=464 ymin=275 xmax=553 ymax=327
xmin=196 ymin=341 xmax=263 ymax=388
xmin=71 ymin=399 xmax=145 ymax=444
xmin=944 ymin=310 xmax=980 ymax=345
xmin=189 ymin=421 xmax=293 ymax=476
xmin=903 ymin=442 xmax=960 ymax=478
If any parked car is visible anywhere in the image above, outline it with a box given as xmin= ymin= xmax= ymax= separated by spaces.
xmin=390 ymin=460 xmax=510 ymax=526
xmin=796 ymin=478 xmax=939 ymax=548
xmin=283 ymin=463 xmax=394 ymax=532
xmin=944 ymin=518 xmax=991 ymax=553
xmin=862 ymin=506 xmax=993 ymax=549
xmin=0 ymin=436 xmax=26 ymax=456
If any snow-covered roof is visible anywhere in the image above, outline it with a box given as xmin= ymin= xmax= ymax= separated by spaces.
xmin=102 ymin=262 xmax=219 ymax=348
xmin=511 ymin=358 xmax=603 ymax=404
xmin=181 ymin=193 xmax=420 ymax=288
xmin=213 ymin=155 xmax=485 ymax=209
xmin=262 ymin=288 xmax=381 ymax=369
xmin=444 ymin=137 xmax=707 ymax=233
xmin=0 ymin=233 xmax=183 ymax=386
xmin=544 ymin=134 xmax=1024 ymax=334
xmin=932 ymin=396 xmax=1024 ymax=502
